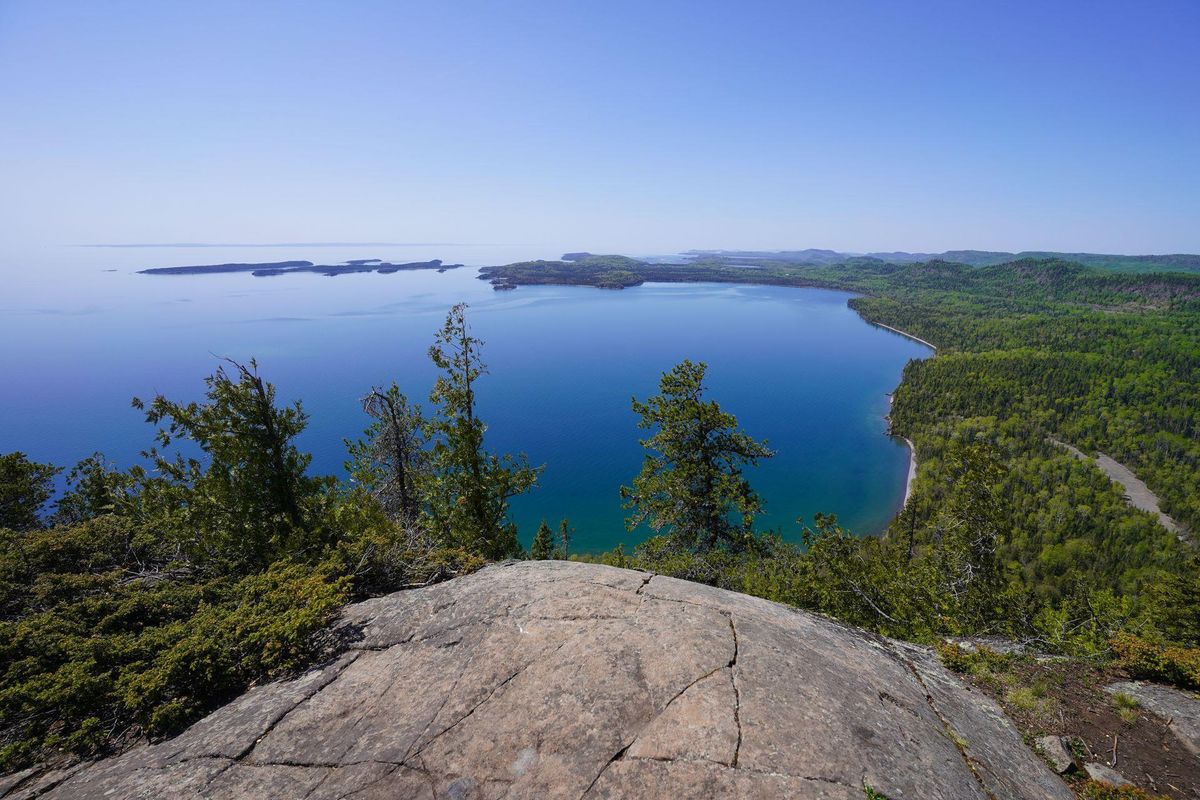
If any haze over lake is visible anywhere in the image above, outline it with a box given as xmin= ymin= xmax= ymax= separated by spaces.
xmin=0 ymin=245 xmax=931 ymax=552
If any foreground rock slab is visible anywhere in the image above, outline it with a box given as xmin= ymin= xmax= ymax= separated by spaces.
xmin=15 ymin=561 xmax=1071 ymax=799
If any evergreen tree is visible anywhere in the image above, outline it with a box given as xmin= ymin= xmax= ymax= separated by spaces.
xmin=530 ymin=520 xmax=555 ymax=559
xmin=133 ymin=358 xmax=326 ymax=570
xmin=931 ymin=440 xmax=1010 ymax=628
xmin=1146 ymin=552 xmax=1200 ymax=645
xmin=0 ymin=453 xmax=59 ymax=531
xmin=346 ymin=384 xmax=427 ymax=525
xmin=424 ymin=304 xmax=540 ymax=559
xmin=622 ymin=359 xmax=773 ymax=552
xmin=52 ymin=452 xmax=134 ymax=525
xmin=557 ymin=518 xmax=574 ymax=559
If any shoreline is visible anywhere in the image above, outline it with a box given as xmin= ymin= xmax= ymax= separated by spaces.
xmin=874 ymin=316 xmax=935 ymax=524
xmin=886 ymin=393 xmax=918 ymax=511
xmin=870 ymin=321 xmax=938 ymax=351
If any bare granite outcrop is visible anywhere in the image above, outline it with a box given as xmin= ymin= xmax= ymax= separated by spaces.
xmin=12 ymin=561 xmax=1072 ymax=799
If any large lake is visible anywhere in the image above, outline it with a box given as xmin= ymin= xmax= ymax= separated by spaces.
xmin=0 ymin=246 xmax=931 ymax=552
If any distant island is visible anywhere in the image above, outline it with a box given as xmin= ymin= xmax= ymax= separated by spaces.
xmin=138 ymin=259 xmax=463 ymax=277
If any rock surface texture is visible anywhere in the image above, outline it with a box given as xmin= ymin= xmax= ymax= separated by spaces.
xmin=1034 ymin=735 xmax=1077 ymax=775
xmin=14 ymin=561 xmax=1072 ymax=799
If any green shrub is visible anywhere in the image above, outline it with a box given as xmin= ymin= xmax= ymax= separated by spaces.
xmin=935 ymin=641 xmax=978 ymax=673
xmin=935 ymin=641 xmax=1015 ymax=676
xmin=1111 ymin=632 xmax=1200 ymax=690
xmin=1080 ymin=780 xmax=1170 ymax=799
xmin=117 ymin=559 xmax=349 ymax=734
xmin=0 ymin=550 xmax=348 ymax=769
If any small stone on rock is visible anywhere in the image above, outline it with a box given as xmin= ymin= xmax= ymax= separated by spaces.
xmin=1084 ymin=762 xmax=1132 ymax=787
xmin=1035 ymin=735 xmax=1075 ymax=774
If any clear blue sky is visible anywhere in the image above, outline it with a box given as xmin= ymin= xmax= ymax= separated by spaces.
xmin=1 ymin=0 xmax=1197 ymax=254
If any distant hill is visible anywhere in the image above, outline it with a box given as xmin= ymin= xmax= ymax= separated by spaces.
xmin=683 ymin=248 xmax=847 ymax=265
xmin=685 ymin=249 xmax=1200 ymax=273
xmin=1013 ymin=252 xmax=1200 ymax=272
xmin=876 ymin=250 xmax=1200 ymax=272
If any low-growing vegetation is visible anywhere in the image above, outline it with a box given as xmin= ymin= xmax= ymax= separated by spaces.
xmin=1110 ymin=633 xmax=1200 ymax=690
xmin=1080 ymin=782 xmax=1171 ymax=800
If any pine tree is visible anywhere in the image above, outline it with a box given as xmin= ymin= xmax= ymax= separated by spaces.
xmin=530 ymin=520 xmax=555 ymax=560
xmin=424 ymin=304 xmax=541 ymax=559
xmin=557 ymin=518 xmax=574 ymax=559
xmin=932 ymin=440 xmax=1009 ymax=628
xmin=0 ymin=453 xmax=60 ymax=531
xmin=52 ymin=452 xmax=134 ymax=525
xmin=346 ymin=384 xmax=426 ymax=525
xmin=133 ymin=358 xmax=324 ymax=570
xmin=621 ymin=359 xmax=773 ymax=552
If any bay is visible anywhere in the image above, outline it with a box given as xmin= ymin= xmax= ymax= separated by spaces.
xmin=0 ymin=245 xmax=931 ymax=552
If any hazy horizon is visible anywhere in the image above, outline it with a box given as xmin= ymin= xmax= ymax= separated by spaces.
xmin=2 ymin=0 xmax=1198 ymax=260
xmin=68 ymin=242 xmax=1200 ymax=257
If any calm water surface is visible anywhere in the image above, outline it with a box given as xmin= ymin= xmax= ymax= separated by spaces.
xmin=0 ymin=245 xmax=931 ymax=551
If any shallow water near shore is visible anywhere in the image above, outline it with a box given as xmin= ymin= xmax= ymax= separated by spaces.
xmin=0 ymin=245 xmax=931 ymax=551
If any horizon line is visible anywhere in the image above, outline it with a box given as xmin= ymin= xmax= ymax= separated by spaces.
xmin=72 ymin=242 xmax=519 ymax=249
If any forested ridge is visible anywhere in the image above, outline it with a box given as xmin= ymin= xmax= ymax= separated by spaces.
xmin=845 ymin=263 xmax=1199 ymax=562
xmin=2 ymin=257 xmax=1198 ymax=775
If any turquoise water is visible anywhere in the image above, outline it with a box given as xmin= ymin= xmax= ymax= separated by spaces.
xmin=0 ymin=246 xmax=930 ymax=551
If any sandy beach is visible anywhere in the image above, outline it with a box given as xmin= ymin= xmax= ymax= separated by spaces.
xmin=874 ymin=318 xmax=933 ymax=514
xmin=885 ymin=393 xmax=918 ymax=510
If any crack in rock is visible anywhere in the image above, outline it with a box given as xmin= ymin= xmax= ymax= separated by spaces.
xmin=727 ymin=613 xmax=743 ymax=768
xmin=298 ymin=762 xmax=396 ymax=800
xmin=195 ymin=758 xmax=238 ymax=793
xmin=391 ymin=644 xmax=482 ymax=766
xmin=887 ymin=642 xmax=996 ymax=800
xmin=2 ymin=762 xmax=90 ymax=800
xmin=234 ymin=652 xmax=363 ymax=762
xmin=403 ymin=636 xmax=573 ymax=766
xmin=260 ymin=649 xmax=420 ymax=767
xmin=579 ymin=608 xmax=741 ymax=798
xmin=578 ymin=742 xmax=631 ymax=800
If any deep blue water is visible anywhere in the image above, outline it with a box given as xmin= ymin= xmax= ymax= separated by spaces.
xmin=0 ymin=246 xmax=931 ymax=552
